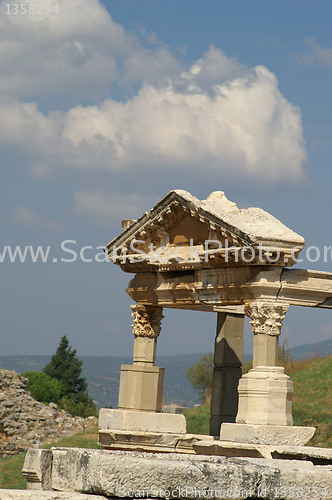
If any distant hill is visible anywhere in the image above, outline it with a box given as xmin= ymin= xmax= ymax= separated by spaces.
xmin=0 ymin=339 xmax=331 ymax=409
xmin=288 ymin=338 xmax=332 ymax=360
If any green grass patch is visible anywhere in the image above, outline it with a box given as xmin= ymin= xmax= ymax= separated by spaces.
xmin=45 ymin=429 xmax=99 ymax=450
xmin=0 ymin=429 xmax=99 ymax=490
xmin=290 ymin=355 xmax=332 ymax=447
xmin=184 ymin=404 xmax=210 ymax=435
xmin=0 ymin=453 xmax=26 ymax=490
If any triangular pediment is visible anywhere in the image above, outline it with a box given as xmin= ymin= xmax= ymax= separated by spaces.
xmin=105 ymin=190 xmax=305 ymax=272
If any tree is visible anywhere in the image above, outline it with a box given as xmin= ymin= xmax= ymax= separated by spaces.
xmin=22 ymin=371 xmax=65 ymax=404
xmin=185 ymin=353 xmax=214 ymax=404
xmin=43 ymin=335 xmax=96 ymax=416
xmin=186 ymin=353 xmax=253 ymax=405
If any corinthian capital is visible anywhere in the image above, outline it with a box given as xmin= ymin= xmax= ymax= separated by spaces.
xmin=131 ymin=304 xmax=164 ymax=338
xmin=244 ymin=301 xmax=289 ymax=336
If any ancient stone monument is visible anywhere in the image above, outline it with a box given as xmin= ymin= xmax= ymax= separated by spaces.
xmin=22 ymin=190 xmax=332 ymax=499
xmin=99 ymin=189 xmax=330 ymax=449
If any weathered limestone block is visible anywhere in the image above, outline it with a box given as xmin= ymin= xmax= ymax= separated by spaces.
xmin=98 ymin=429 xmax=212 ymax=453
xmin=118 ymin=364 xmax=164 ymax=412
xmin=21 ymin=449 xmax=53 ymax=490
xmin=193 ymin=440 xmax=272 ymax=458
xmin=236 ymin=366 xmax=294 ymax=426
xmin=220 ymin=422 xmax=316 ymax=446
xmin=193 ymin=439 xmax=332 ymax=462
xmin=99 ymin=408 xmax=186 ymax=434
xmin=24 ymin=448 xmax=332 ymax=500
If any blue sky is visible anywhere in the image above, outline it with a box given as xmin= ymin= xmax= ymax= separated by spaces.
xmin=1 ymin=0 xmax=332 ymax=357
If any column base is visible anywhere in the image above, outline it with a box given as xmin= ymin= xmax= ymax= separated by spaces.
xmin=98 ymin=408 xmax=205 ymax=453
xmin=118 ymin=364 xmax=164 ymax=412
xmin=220 ymin=423 xmax=316 ymax=446
xmin=99 ymin=408 xmax=186 ymax=434
xmin=236 ymin=366 xmax=293 ymax=425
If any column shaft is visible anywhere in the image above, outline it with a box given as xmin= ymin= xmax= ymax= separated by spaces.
xmin=209 ymin=312 xmax=244 ymax=436
xmin=235 ymin=301 xmax=293 ymax=426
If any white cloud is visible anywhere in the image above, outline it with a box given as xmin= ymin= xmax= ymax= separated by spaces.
xmin=0 ymin=1 xmax=307 ymax=182
xmin=73 ymin=190 xmax=158 ymax=225
xmin=295 ymin=38 xmax=332 ymax=67
xmin=12 ymin=206 xmax=63 ymax=231
xmin=0 ymin=0 xmax=180 ymax=100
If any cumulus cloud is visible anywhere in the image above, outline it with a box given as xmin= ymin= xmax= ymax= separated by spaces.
xmin=0 ymin=0 xmax=180 ymax=101
xmin=12 ymin=207 xmax=63 ymax=231
xmin=73 ymin=190 xmax=158 ymax=225
xmin=0 ymin=0 xmax=307 ymax=183
xmin=295 ymin=38 xmax=332 ymax=67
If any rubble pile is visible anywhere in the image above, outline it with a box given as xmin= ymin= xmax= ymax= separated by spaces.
xmin=0 ymin=369 xmax=97 ymax=455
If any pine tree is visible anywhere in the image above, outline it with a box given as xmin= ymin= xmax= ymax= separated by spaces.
xmin=43 ymin=335 xmax=92 ymax=407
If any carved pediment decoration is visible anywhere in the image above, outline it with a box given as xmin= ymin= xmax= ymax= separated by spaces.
xmin=105 ymin=190 xmax=305 ymax=272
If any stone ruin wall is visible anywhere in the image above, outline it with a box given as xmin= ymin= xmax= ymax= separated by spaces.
xmin=0 ymin=369 xmax=97 ymax=456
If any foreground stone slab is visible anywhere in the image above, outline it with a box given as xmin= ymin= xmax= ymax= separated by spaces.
xmin=220 ymin=422 xmax=316 ymax=446
xmin=99 ymin=408 xmax=186 ymax=434
xmin=24 ymin=447 xmax=332 ymax=500
xmin=0 ymin=492 xmax=106 ymax=500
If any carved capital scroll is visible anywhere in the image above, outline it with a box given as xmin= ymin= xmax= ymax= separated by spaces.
xmin=244 ymin=301 xmax=289 ymax=337
xmin=131 ymin=304 xmax=164 ymax=338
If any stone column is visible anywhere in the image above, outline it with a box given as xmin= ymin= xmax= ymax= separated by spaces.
xmin=209 ymin=312 xmax=244 ymax=436
xmin=118 ymin=304 xmax=165 ymax=412
xmin=247 ymin=302 xmax=289 ymax=368
xmin=99 ymin=304 xmax=186 ymax=450
xmin=235 ymin=301 xmax=293 ymax=426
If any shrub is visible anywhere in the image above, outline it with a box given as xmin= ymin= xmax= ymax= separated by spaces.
xmin=22 ymin=371 xmax=65 ymax=404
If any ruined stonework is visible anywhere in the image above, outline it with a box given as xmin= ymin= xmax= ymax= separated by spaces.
xmin=0 ymin=370 xmax=96 ymax=455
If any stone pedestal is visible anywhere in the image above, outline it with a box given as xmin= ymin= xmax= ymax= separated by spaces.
xmin=210 ymin=312 xmax=244 ymax=436
xmin=118 ymin=364 xmax=164 ymax=412
xmin=219 ymin=422 xmax=316 ymax=446
xmin=236 ymin=366 xmax=293 ymax=426
xmin=99 ymin=408 xmax=186 ymax=434
xmin=98 ymin=409 xmax=194 ymax=453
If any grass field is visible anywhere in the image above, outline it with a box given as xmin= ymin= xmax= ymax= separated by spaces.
xmin=0 ymin=355 xmax=331 ymax=490
xmin=290 ymin=355 xmax=332 ymax=447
